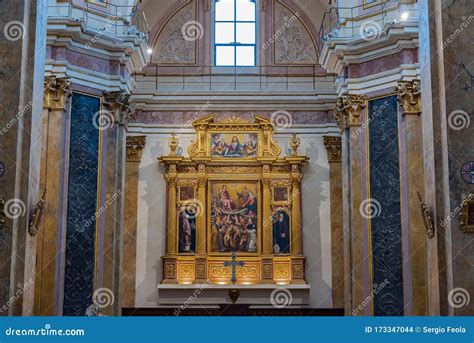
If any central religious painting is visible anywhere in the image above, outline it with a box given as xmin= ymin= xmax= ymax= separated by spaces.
xmin=159 ymin=115 xmax=309 ymax=285
xmin=210 ymin=181 xmax=259 ymax=253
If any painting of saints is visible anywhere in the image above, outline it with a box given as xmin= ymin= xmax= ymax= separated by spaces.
xmin=211 ymin=183 xmax=258 ymax=253
xmin=178 ymin=212 xmax=196 ymax=253
xmin=210 ymin=133 xmax=258 ymax=158
xmin=273 ymin=211 xmax=290 ymax=254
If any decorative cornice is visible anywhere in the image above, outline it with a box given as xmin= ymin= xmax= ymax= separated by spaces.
xmin=43 ymin=76 xmax=72 ymax=110
xmin=126 ymin=136 xmax=146 ymax=162
xmin=396 ymin=79 xmax=421 ymax=115
xmin=333 ymin=94 xmax=367 ymax=132
xmin=323 ymin=136 xmax=342 ymax=163
xmin=103 ymin=91 xmax=135 ymax=125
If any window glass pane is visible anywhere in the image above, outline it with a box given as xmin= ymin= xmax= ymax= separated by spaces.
xmin=236 ymin=23 xmax=255 ymax=44
xmin=215 ymin=0 xmax=235 ymax=21
xmin=236 ymin=46 xmax=255 ymax=66
xmin=215 ymin=23 xmax=235 ymax=43
xmin=236 ymin=0 xmax=255 ymax=21
xmin=216 ymin=46 xmax=235 ymax=66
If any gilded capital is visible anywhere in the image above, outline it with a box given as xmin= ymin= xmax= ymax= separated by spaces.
xmin=43 ymin=76 xmax=71 ymax=110
xmin=334 ymin=94 xmax=367 ymax=132
xmin=323 ymin=136 xmax=342 ymax=163
xmin=126 ymin=136 xmax=146 ymax=162
xmin=396 ymin=80 xmax=421 ymax=115
xmin=103 ymin=91 xmax=135 ymax=125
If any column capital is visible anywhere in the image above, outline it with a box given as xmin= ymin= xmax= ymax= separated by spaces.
xmin=334 ymin=94 xmax=367 ymax=132
xmin=103 ymin=91 xmax=135 ymax=125
xmin=323 ymin=136 xmax=342 ymax=163
xmin=395 ymin=79 xmax=421 ymax=115
xmin=126 ymin=136 xmax=146 ymax=162
xmin=43 ymin=76 xmax=71 ymax=110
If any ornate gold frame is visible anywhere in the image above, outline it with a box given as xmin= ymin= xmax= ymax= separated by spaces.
xmin=159 ymin=115 xmax=309 ymax=285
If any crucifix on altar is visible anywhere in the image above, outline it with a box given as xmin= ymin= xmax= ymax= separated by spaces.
xmin=224 ymin=252 xmax=245 ymax=285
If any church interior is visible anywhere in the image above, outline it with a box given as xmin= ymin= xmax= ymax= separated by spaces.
xmin=0 ymin=0 xmax=472 ymax=317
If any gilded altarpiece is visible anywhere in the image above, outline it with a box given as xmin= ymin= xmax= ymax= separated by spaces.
xmin=159 ymin=116 xmax=309 ymax=285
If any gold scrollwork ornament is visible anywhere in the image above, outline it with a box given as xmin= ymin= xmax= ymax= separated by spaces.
xmin=417 ymin=192 xmax=435 ymax=239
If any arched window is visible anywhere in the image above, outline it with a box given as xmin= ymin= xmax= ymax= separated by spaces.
xmin=214 ymin=0 xmax=256 ymax=66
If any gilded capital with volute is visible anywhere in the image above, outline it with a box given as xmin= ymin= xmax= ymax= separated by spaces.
xmin=126 ymin=136 xmax=146 ymax=162
xmin=334 ymin=94 xmax=367 ymax=132
xmin=43 ymin=76 xmax=71 ymax=110
xmin=323 ymin=136 xmax=342 ymax=163
xmin=396 ymin=80 xmax=421 ymax=115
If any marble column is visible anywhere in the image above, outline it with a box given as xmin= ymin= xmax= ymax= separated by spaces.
xmin=121 ymin=136 xmax=146 ymax=308
xmin=419 ymin=0 xmax=474 ymax=316
xmin=335 ymin=95 xmax=369 ymax=315
xmin=34 ymin=76 xmax=71 ymax=316
xmin=0 ymin=0 xmax=47 ymax=315
xmin=99 ymin=91 xmax=133 ymax=315
xmin=323 ymin=136 xmax=344 ymax=309
xmin=396 ymin=80 xmax=428 ymax=316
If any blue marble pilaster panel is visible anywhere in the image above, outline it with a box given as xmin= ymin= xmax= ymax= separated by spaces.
xmin=63 ymin=93 xmax=100 ymax=316
xmin=368 ymin=95 xmax=404 ymax=316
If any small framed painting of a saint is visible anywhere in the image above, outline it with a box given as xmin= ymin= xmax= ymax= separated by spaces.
xmin=273 ymin=210 xmax=290 ymax=254
xmin=178 ymin=210 xmax=196 ymax=253
xmin=179 ymin=186 xmax=195 ymax=202
xmin=273 ymin=186 xmax=289 ymax=204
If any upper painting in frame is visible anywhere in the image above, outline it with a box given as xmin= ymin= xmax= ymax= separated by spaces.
xmin=210 ymin=132 xmax=258 ymax=158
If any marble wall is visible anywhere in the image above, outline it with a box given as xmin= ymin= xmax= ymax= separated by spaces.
xmin=133 ymin=131 xmax=333 ymax=308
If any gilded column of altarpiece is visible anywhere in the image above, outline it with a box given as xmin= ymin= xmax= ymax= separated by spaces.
xmin=159 ymin=115 xmax=309 ymax=285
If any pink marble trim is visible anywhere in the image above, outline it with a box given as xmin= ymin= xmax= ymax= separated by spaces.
xmin=348 ymin=49 xmax=418 ymax=79
xmin=52 ymin=47 xmax=122 ymax=76
xmin=132 ymin=110 xmax=334 ymax=125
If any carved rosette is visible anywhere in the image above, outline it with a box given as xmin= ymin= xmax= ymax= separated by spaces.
xmin=323 ymin=136 xmax=342 ymax=163
xmin=126 ymin=136 xmax=146 ymax=163
xmin=43 ymin=76 xmax=71 ymax=110
xmin=334 ymin=95 xmax=367 ymax=132
xmin=103 ymin=91 xmax=135 ymax=126
xmin=396 ymin=80 xmax=421 ymax=115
